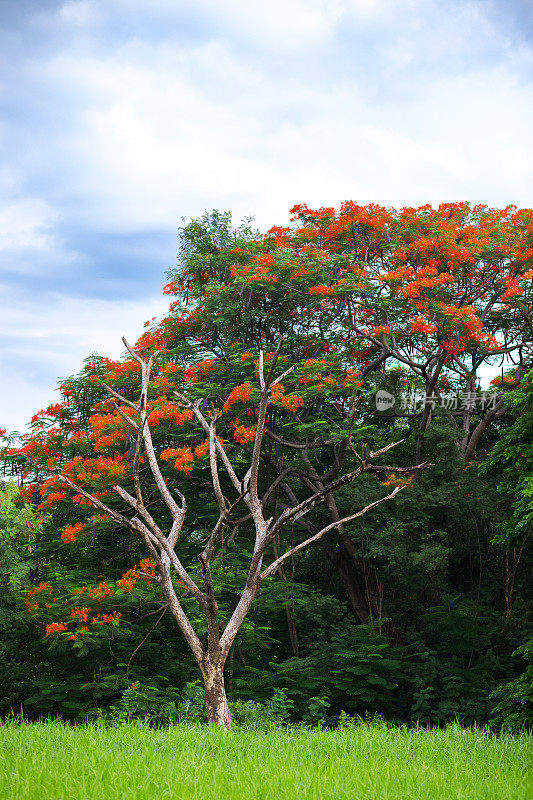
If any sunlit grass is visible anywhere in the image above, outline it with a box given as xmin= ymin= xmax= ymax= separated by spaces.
xmin=1 ymin=719 xmax=531 ymax=800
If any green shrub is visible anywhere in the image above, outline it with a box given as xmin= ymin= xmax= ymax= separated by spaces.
xmin=490 ymin=639 xmax=533 ymax=732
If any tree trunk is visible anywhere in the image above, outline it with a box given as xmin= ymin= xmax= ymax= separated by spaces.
xmin=414 ymin=353 xmax=445 ymax=479
xmin=319 ymin=537 xmax=371 ymax=623
xmin=201 ymin=660 xmax=231 ymax=729
xmin=323 ymin=494 xmax=402 ymax=643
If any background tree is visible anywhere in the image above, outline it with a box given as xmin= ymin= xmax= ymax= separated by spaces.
xmin=0 ymin=480 xmax=48 ymax=716
xmin=159 ymin=203 xmax=532 ymax=623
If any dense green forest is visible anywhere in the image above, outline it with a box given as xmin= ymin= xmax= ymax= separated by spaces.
xmin=1 ymin=203 xmax=531 ymax=729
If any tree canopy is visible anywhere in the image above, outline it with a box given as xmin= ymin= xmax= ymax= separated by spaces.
xmin=1 ymin=201 xmax=531 ymax=729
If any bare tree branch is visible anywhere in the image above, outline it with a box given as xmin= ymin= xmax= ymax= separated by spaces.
xmin=112 ymin=400 xmax=140 ymax=432
xmin=101 ymin=383 xmax=140 ymax=412
xmin=174 ymin=391 xmax=243 ymax=494
xmin=208 ymin=415 xmax=226 ymax=516
xmin=261 ymin=486 xmax=404 ymax=580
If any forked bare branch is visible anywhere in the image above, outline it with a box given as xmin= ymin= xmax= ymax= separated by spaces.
xmin=261 ymin=485 xmax=404 ymax=579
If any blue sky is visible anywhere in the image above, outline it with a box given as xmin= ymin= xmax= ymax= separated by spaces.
xmin=1 ymin=0 xmax=532 ymax=432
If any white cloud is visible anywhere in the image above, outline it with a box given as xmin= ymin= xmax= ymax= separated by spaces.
xmin=108 ymin=0 xmax=347 ymax=51
xmin=0 ymin=291 xmax=167 ymax=354
xmin=17 ymin=28 xmax=529 ymax=243
xmin=57 ymin=0 xmax=101 ymax=28
xmin=0 ymin=199 xmax=59 ymax=253
xmin=0 ymin=289 xmax=169 ymax=432
xmin=47 ymin=49 xmax=533 ymax=227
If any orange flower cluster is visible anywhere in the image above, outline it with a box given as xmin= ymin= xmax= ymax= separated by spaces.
xmin=59 ymin=381 xmax=74 ymax=400
xmin=233 ymin=423 xmax=257 ymax=444
xmin=121 ymin=570 xmax=137 ymax=591
xmin=89 ymin=409 xmax=132 ymax=451
xmin=121 ymin=558 xmax=157 ymax=591
xmin=342 ymin=369 xmax=363 ymax=389
xmin=148 ymin=402 xmax=193 ymax=427
xmin=14 ymin=428 xmax=62 ymax=472
xmin=45 ymin=622 xmax=68 ymax=637
xmin=91 ymin=611 xmax=122 ymax=625
xmin=249 ymin=253 xmax=278 ymax=282
xmin=263 ymin=226 xmax=292 ymax=248
xmin=294 ymin=225 xmax=320 ymax=240
xmin=61 ymin=522 xmax=86 ymax=543
xmin=42 ymin=491 xmax=67 ymax=508
xmin=269 ymin=383 xmax=285 ymax=403
xmin=411 ymin=316 xmax=438 ymax=334
xmin=490 ymin=375 xmax=513 ymax=386
xmin=434 ymin=303 xmax=499 ymax=353
xmin=38 ymin=475 xmax=67 ymax=508
xmin=151 ymin=374 xmax=174 ymax=393
xmin=28 ymin=582 xmax=52 ymax=598
xmin=381 ymin=473 xmax=413 ymax=487
xmin=69 ymin=627 xmax=90 ymax=641
xmin=231 ymin=253 xmax=277 ymax=283
xmin=309 ymin=284 xmax=334 ymax=296
xmin=397 ymin=269 xmax=456 ymax=298
xmin=501 ymin=276 xmax=523 ymax=299
xmin=162 ymin=280 xmax=185 ymax=295
xmin=89 ymin=514 xmax=110 ymax=524
xmin=195 ymin=436 xmax=224 ymax=458
xmin=281 ymin=394 xmax=304 ymax=412
xmin=228 ymin=247 xmax=252 ymax=257
xmin=89 ymin=356 xmax=141 ymax=383
xmin=70 ymin=607 xmax=91 ymax=622
xmin=67 ymin=431 xmax=89 ymax=446
xmin=194 ymin=439 xmax=210 ymax=458
xmin=373 ymin=325 xmax=391 ymax=335
xmin=183 ymin=358 xmax=217 ymax=383
xmin=63 ymin=454 xmax=127 ymax=486
xmin=71 ymin=489 xmax=114 ymax=509
xmin=163 ymin=363 xmax=183 ymax=375
xmin=289 ymin=260 xmax=314 ymax=279
xmin=308 ymin=247 xmax=331 ymax=261
xmin=230 ymin=263 xmax=252 ymax=278
xmin=88 ymin=582 xmax=115 ymax=602
xmin=160 ymin=446 xmax=194 ymax=473
xmin=223 ymin=382 xmax=252 ymax=412
xmin=139 ymin=557 xmax=157 ymax=575
xmin=37 ymin=402 xmax=66 ymax=421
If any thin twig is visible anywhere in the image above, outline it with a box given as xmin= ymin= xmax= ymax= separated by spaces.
xmin=126 ymin=604 xmax=169 ymax=677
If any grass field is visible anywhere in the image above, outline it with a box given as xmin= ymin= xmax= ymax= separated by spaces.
xmin=1 ymin=720 xmax=531 ymax=800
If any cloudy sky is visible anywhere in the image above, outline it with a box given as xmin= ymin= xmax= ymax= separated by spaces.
xmin=1 ymin=0 xmax=532 ymax=432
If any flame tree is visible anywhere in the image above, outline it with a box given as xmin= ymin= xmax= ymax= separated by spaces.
xmin=3 ymin=201 xmax=532 ymax=725
xmin=7 ymin=337 xmax=424 ymax=727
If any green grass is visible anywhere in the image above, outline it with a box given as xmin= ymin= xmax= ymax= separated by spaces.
xmin=1 ymin=720 xmax=531 ymax=800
